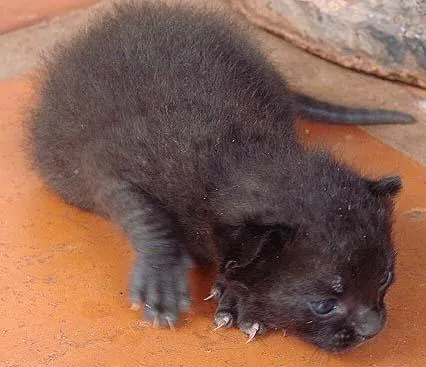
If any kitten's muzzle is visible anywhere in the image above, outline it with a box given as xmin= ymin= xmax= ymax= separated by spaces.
xmin=353 ymin=306 xmax=386 ymax=339
xmin=325 ymin=307 xmax=386 ymax=353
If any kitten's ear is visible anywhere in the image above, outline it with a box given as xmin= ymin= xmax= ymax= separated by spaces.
xmin=225 ymin=221 xmax=296 ymax=271
xmin=367 ymin=176 xmax=402 ymax=198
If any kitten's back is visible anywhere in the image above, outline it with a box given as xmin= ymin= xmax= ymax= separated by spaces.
xmin=28 ymin=2 xmax=295 ymax=211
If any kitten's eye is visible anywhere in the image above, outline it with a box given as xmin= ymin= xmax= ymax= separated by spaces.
xmin=310 ymin=299 xmax=338 ymax=315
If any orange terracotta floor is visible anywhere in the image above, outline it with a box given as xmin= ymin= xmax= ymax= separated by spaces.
xmin=1 ymin=77 xmax=425 ymax=367
xmin=1 ymin=2 xmax=426 ymax=366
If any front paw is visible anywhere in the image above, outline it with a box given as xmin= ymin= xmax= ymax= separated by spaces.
xmin=130 ymin=253 xmax=191 ymax=328
xmin=206 ymin=282 xmax=265 ymax=342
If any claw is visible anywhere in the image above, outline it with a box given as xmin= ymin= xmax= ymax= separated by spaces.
xmin=214 ymin=321 xmax=227 ymax=330
xmin=130 ymin=302 xmax=141 ymax=311
xmin=203 ymin=293 xmax=215 ymax=301
xmin=166 ymin=316 xmax=176 ymax=331
xmin=214 ymin=314 xmax=232 ymax=330
xmin=203 ymin=287 xmax=220 ymax=301
xmin=246 ymin=323 xmax=260 ymax=343
xmin=152 ymin=315 xmax=160 ymax=328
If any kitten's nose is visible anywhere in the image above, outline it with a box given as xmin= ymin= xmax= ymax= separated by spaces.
xmin=354 ymin=307 xmax=384 ymax=338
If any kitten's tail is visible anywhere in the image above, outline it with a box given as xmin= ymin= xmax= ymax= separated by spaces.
xmin=293 ymin=92 xmax=415 ymax=125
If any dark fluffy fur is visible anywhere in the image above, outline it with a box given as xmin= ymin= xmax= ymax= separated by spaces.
xmin=27 ymin=2 xmax=402 ymax=352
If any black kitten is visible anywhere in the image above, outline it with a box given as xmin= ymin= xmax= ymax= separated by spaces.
xmin=27 ymin=2 xmax=403 ymax=353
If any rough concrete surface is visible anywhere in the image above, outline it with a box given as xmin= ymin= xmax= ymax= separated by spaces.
xmin=0 ymin=0 xmax=98 ymax=34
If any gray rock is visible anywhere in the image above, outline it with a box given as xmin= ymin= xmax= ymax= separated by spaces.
xmin=229 ymin=0 xmax=426 ymax=88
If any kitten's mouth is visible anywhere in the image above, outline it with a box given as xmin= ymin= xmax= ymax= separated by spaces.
xmin=329 ymin=340 xmax=364 ymax=353
xmin=325 ymin=334 xmax=371 ymax=354
xmin=302 ymin=332 xmax=370 ymax=354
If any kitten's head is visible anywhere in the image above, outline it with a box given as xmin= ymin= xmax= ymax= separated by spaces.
xmin=218 ymin=175 xmax=401 ymax=353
